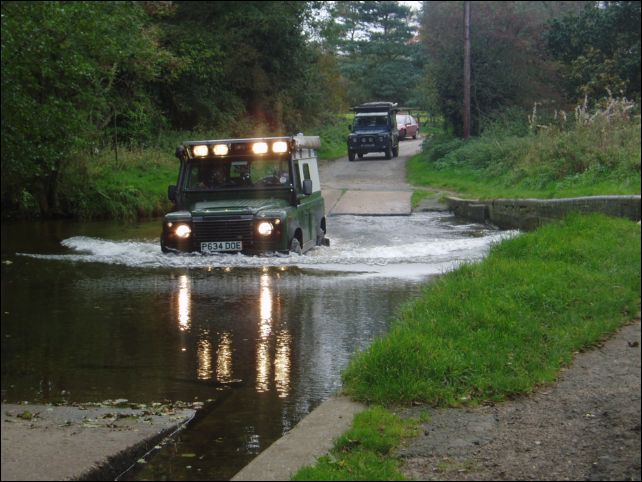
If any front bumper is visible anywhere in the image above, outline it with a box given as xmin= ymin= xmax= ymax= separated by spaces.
xmin=348 ymin=135 xmax=390 ymax=154
xmin=161 ymin=216 xmax=287 ymax=254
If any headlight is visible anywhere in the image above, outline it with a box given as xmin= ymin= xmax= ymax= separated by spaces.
xmin=257 ymin=221 xmax=274 ymax=236
xmin=174 ymin=224 xmax=192 ymax=238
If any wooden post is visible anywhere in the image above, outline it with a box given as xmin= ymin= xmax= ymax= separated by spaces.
xmin=463 ymin=1 xmax=471 ymax=140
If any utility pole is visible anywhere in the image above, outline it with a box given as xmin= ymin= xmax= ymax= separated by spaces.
xmin=463 ymin=0 xmax=471 ymax=139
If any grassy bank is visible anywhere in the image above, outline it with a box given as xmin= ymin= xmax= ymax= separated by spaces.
xmin=56 ymin=119 xmax=348 ymax=220
xmin=293 ymin=406 xmax=420 ymax=481
xmin=408 ymin=100 xmax=641 ymax=200
xmin=295 ymin=214 xmax=640 ymax=479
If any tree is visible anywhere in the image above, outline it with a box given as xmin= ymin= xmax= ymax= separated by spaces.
xmin=152 ymin=1 xmax=333 ymax=134
xmin=546 ymin=1 xmax=641 ymax=101
xmin=323 ymin=1 xmax=422 ymax=105
xmin=1 ymin=1 xmax=172 ymax=215
xmin=420 ymin=1 xmax=587 ymax=136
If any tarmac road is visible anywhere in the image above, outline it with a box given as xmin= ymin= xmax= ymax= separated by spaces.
xmin=321 ymin=137 xmax=423 ymax=216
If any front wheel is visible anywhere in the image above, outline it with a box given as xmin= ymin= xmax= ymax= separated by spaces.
xmin=384 ymin=145 xmax=392 ymax=160
xmin=348 ymin=150 xmax=356 ymax=162
xmin=392 ymin=144 xmax=399 ymax=158
xmin=290 ymin=237 xmax=302 ymax=255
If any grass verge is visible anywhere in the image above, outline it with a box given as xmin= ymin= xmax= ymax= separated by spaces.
xmin=342 ymin=214 xmax=640 ymax=405
xmin=407 ymin=101 xmax=640 ymax=200
xmin=292 ymin=406 xmax=420 ymax=481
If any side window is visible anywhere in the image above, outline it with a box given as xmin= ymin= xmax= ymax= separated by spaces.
xmin=298 ymin=162 xmax=311 ymax=191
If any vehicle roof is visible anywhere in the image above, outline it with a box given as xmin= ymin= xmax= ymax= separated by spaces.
xmin=351 ymin=101 xmax=398 ymax=113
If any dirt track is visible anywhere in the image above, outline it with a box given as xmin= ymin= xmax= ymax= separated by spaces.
xmin=398 ymin=317 xmax=641 ymax=481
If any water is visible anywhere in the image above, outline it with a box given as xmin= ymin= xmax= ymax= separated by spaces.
xmin=0 ymin=213 xmax=513 ymax=480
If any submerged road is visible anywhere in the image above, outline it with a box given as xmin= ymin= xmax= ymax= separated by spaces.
xmin=321 ymin=138 xmax=423 ymax=215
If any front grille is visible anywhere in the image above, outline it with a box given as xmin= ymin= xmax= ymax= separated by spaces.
xmin=192 ymin=217 xmax=254 ymax=243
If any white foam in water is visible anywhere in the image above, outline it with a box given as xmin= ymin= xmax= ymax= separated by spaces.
xmin=17 ymin=215 xmax=518 ymax=279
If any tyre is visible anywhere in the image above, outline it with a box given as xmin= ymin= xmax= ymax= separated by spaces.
xmin=392 ymin=144 xmax=399 ymax=158
xmin=290 ymin=236 xmax=302 ymax=255
xmin=348 ymin=150 xmax=356 ymax=162
xmin=384 ymin=145 xmax=392 ymax=160
xmin=160 ymin=234 xmax=171 ymax=253
xmin=357 ymin=153 xmax=364 ymax=159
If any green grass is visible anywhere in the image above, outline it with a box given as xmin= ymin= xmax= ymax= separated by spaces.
xmin=60 ymin=146 xmax=178 ymax=220
xmin=309 ymin=120 xmax=349 ymax=160
xmin=342 ymin=214 xmax=641 ymax=405
xmin=292 ymin=406 xmax=418 ymax=481
xmin=407 ymin=116 xmax=641 ymax=199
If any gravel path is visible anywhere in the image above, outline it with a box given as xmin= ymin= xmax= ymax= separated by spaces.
xmin=398 ymin=317 xmax=641 ymax=481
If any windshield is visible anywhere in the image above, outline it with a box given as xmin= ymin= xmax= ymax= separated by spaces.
xmin=185 ymin=158 xmax=292 ymax=191
xmin=354 ymin=115 xmax=388 ymax=129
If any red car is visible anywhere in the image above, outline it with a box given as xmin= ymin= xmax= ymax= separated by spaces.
xmin=396 ymin=114 xmax=419 ymax=139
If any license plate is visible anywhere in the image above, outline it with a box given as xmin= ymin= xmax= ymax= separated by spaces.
xmin=201 ymin=241 xmax=242 ymax=253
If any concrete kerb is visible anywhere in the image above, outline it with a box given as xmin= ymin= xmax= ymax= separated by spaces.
xmin=446 ymin=195 xmax=642 ymax=230
xmin=231 ymin=396 xmax=366 ymax=481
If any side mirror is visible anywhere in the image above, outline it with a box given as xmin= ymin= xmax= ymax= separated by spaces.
xmin=348 ymin=125 xmax=352 ymax=132
xmin=168 ymin=185 xmax=177 ymax=202
xmin=302 ymin=179 xmax=313 ymax=196
xmin=175 ymin=146 xmax=186 ymax=161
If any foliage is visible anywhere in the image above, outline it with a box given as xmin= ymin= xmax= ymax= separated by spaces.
xmin=1 ymin=1 xmax=172 ymax=217
xmin=152 ymin=1 xmax=334 ymax=134
xmin=546 ymin=1 xmax=641 ymax=102
xmin=319 ymin=1 xmax=422 ymax=106
xmin=1 ymin=1 xmax=349 ymax=220
xmin=407 ymin=96 xmax=641 ymax=199
xmin=420 ymin=1 xmax=587 ymax=136
xmin=342 ymin=214 xmax=641 ymax=405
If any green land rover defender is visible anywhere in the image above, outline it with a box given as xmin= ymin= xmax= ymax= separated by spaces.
xmin=161 ymin=135 xmax=327 ymax=255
